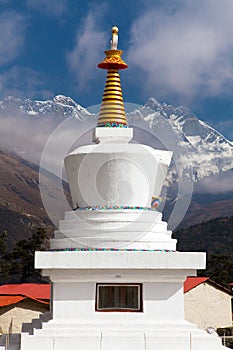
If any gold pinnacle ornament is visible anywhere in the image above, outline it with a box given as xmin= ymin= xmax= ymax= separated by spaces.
xmin=97 ymin=26 xmax=128 ymax=127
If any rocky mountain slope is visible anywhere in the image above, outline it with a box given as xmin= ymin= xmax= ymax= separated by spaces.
xmin=172 ymin=167 xmax=233 ymax=228
xmin=0 ymin=150 xmax=71 ymax=248
xmin=180 ymin=197 xmax=233 ymax=228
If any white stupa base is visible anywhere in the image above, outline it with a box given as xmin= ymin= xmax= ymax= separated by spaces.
xmin=19 ymin=251 xmax=226 ymax=349
xmin=51 ymin=209 xmax=176 ymax=250
xmin=21 ymin=321 xmax=225 ymax=350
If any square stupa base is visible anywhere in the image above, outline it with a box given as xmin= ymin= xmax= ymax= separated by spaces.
xmin=20 ymin=250 xmax=225 ymax=349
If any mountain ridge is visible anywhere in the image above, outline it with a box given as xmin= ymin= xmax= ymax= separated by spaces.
xmin=0 ymin=94 xmax=232 ymax=186
xmin=128 ymin=97 xmax=233 ymax=183
xmin=0 ymin=94 xmax=91 ymax=120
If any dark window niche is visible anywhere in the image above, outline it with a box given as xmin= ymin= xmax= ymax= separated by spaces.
xmin=96 ymin=283 xmax=143 ymax=312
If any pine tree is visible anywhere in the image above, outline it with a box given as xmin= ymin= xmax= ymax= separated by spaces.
xmin=10 ymin=227 xmax=47 ymax=282
xmin=0 ymin=228 xmax=48 ymax=283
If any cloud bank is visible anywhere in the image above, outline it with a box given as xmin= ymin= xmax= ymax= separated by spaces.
xmin=195 ymin=170 xmax=233 ymax=194
xmin=128 ymin=0 xmax=233 ymax=102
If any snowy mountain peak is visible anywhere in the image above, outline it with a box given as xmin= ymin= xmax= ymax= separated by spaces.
xmin=145 ymin=97 xmax=194 ymax=120
xmin=53 ymin=95 xmax=84 ymax=111
xmin=128 ymin=98 xmax=233 ymax=182
xmin=145 ymin=97 xmax=161 ymax=109
xmin=0 ymin=95 xmax=91 ymax=120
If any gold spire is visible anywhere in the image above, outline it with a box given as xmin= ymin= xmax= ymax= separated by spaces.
xmin=97 ymin=26 xmax=128 ymax=127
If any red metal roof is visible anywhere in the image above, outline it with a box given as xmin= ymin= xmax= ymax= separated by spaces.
xmin=184 ymin=277 xmax=209 ymax=293
xmin=0 ymin=295 xmax=25 ymax=307
xmin=0 ymin=295 xmax=50 ymax=307
xmin=0 ymin=284 xmax=50 ymax=300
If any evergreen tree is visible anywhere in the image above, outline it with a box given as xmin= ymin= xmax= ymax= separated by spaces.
xmin=0 ymin=228 xmax=47 ymax=283
xmin=198 ymin=254 xmax=233 ymax=287
xmin=0 ymin=230 xmax=11 ymax=277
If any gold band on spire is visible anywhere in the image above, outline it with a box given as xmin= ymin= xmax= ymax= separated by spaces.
xmin=97 ymin=27 xmax=128 ymax=127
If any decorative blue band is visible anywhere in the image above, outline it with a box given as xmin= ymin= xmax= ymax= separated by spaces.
xmin=50 ymin=248 xmax=176 ymax=252
xmin=97 ymin=123 xmax=128 ymax=128
xmin=77 ymin=206 xmax=159 ymax=211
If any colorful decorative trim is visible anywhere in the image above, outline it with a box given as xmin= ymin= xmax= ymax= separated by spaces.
xmin=97 ymin=123 xmax=128 ymax=128
xmin=50 ymin=248 xmax=176 ymax=252
xmin=77 ymin=206 xmax=159 ymax=211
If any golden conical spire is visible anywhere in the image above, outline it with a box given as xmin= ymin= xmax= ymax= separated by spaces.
xmin=97 ymin=26 xmax=128 ymax=127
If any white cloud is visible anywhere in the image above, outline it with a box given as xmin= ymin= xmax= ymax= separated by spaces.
xmin=0 ymin=66 xmax=53 ymax=99
xmin=128 ymin=0 xmax=233 ymax=102
xmin=66 ymin=6 xmax=107 ymax=89
xmin=26 ymin=0 xmax=67 ymax=17
xmin=195 ymin=170 xmax=233 ymax=194
xmin=0 ymin=11 xmax=26 ymax=67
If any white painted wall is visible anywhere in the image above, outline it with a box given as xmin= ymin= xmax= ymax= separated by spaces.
xmin=52 ymin=281 xmax=184 ymax=323
xmin=184 ymin=282 xmax=232 ymax=330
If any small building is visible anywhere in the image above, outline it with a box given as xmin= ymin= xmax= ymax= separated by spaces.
xmin=184 ymin=277 xmax=233 ymax=330
xmin=0 ymin=284 xmax=50 ymax=333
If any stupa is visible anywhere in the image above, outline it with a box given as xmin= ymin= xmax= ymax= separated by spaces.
xmin=20 ymin=27 xmax=226 ymax=350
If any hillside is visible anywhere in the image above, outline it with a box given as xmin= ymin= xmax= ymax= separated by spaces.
xmin=0 ymin=150 xmax=70 ymax=248
xmin=173 ymin=216 xmax=233 ymax=285
xmin=173 ymin=216 xmax=233 ymax=258
xmin=179 ymin=198 xmax=233 ymax=228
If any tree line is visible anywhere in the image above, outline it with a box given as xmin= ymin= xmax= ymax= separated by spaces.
xmin=1 ymin=216 xmax=233 ymax=288
xmin=173 ymin=216 xmax=233 ymax=287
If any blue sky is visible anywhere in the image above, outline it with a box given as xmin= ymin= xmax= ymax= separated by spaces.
xmin=0 ymin=0 xmax=233 ymax=140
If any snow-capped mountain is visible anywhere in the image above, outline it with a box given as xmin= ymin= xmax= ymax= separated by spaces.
xmin=0 ymin=94 xmax=91 ymax=120
xmin=127 ymin=97 xmax=233 ymax=183
xmin=0 ymin=95 xmax=232 ymax=184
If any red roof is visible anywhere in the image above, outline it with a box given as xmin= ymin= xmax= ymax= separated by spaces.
xmin=184 ymin=277 xmax=209 ymax=293
xmin=0 ymin=295 xmax=50 ymax=307
xmin=0 ymin=296 xmax=25 ymax=307
xmin=0 ymin=284 xmax=50 ymax=300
